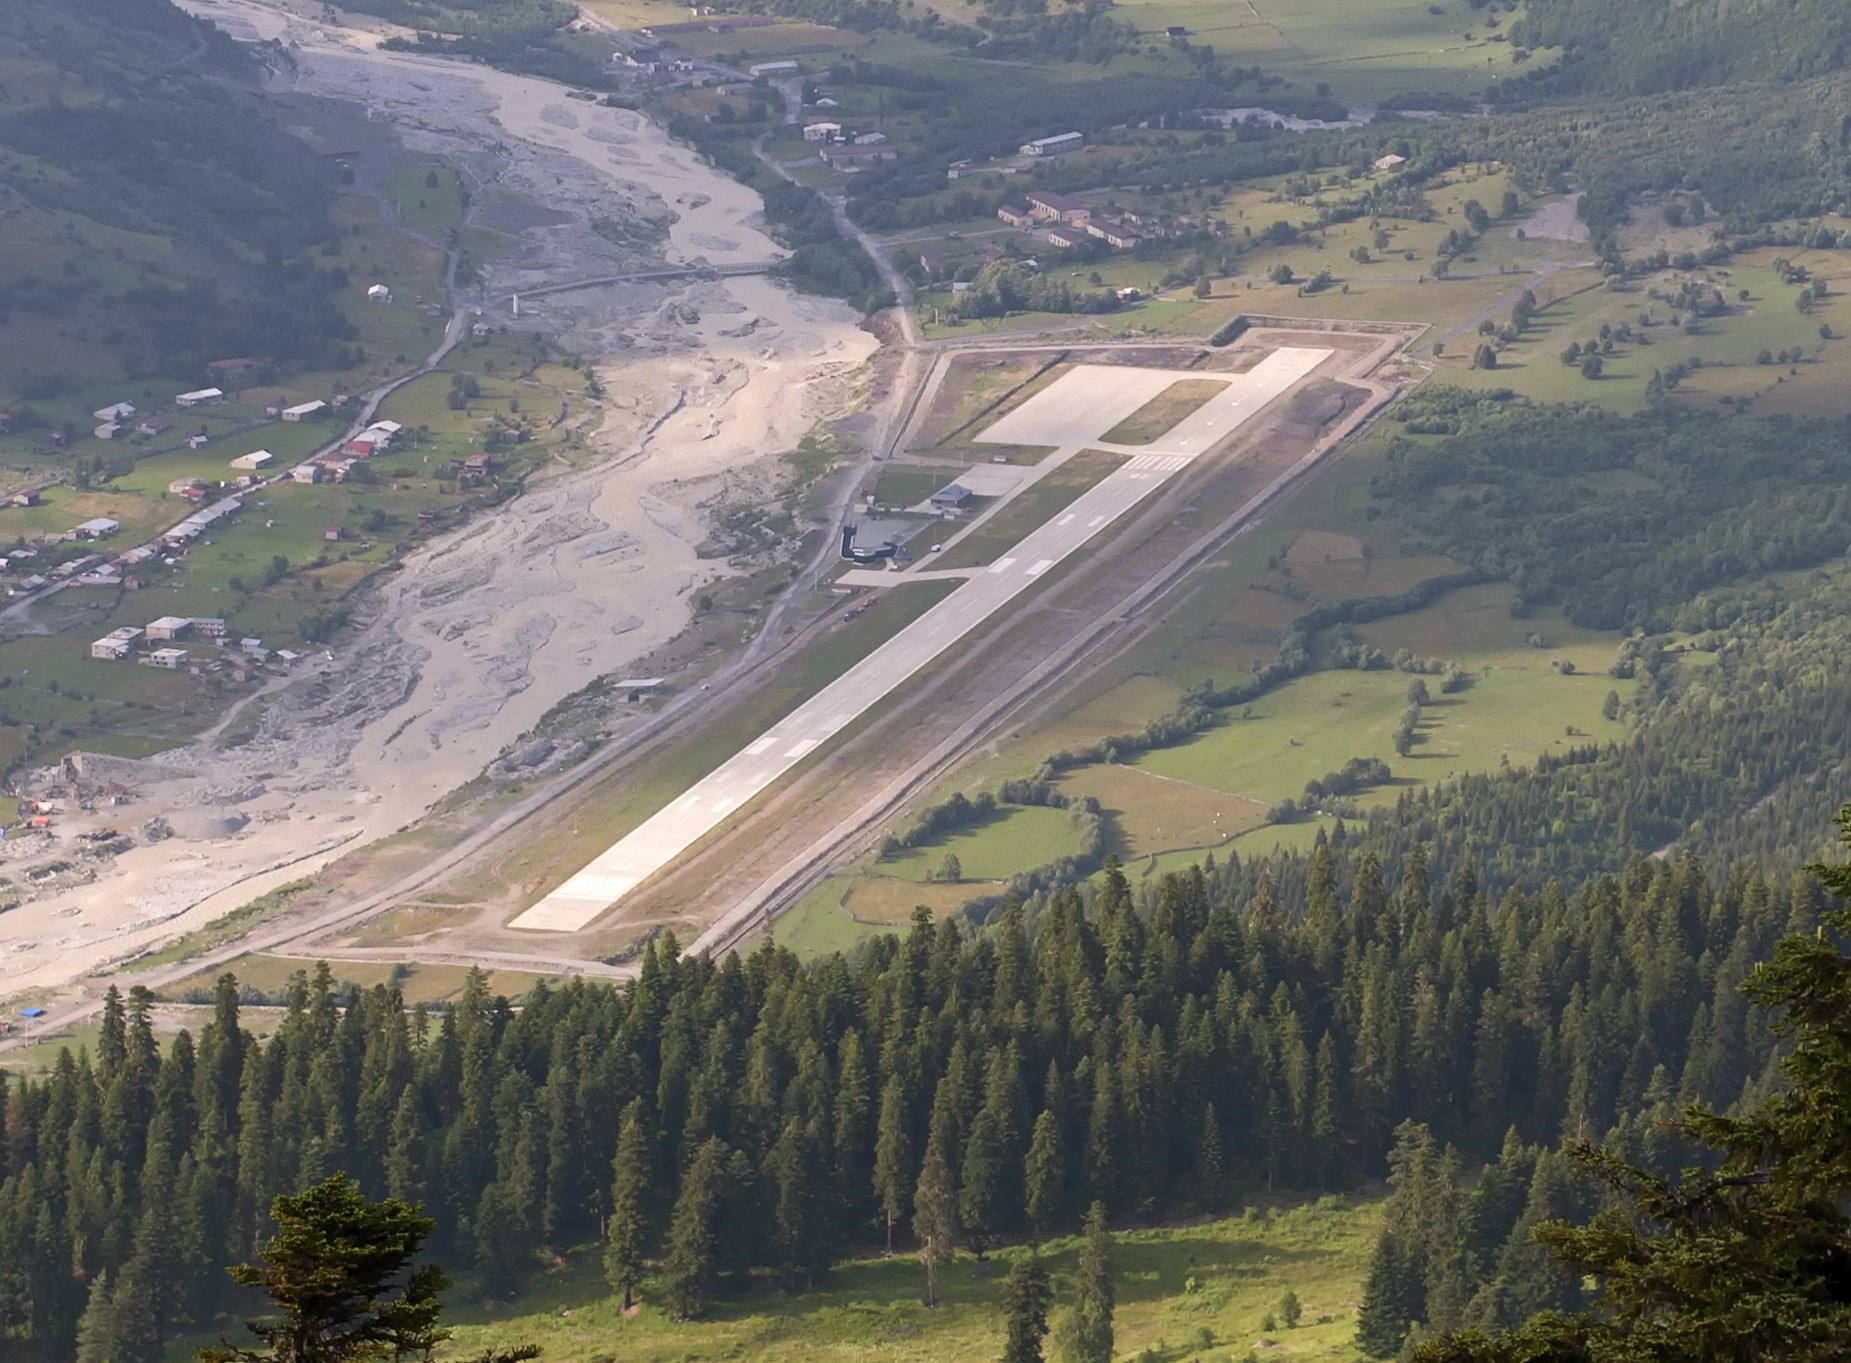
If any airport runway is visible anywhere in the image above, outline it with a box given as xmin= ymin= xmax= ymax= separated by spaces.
xmin=510 ymin=349 xmax=1330 ymax=933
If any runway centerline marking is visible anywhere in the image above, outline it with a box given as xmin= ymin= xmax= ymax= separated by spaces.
xmin=509 ymin=347 xmax=1331 ymax=934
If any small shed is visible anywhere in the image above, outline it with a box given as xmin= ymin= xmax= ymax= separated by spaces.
xmin=929 ymin=483 xmax=973 ymax=509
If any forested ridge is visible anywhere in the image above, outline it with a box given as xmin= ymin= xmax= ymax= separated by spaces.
xmin=0 ymin=824 xmax=1825 ymax=1356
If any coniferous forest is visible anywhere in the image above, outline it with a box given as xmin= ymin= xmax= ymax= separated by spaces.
xmin=0 ymin=831 xmax=1825 ymax=1359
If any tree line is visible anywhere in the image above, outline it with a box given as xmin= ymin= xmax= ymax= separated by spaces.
xmin=0 ymin=810 xmax=1823 ymax=1356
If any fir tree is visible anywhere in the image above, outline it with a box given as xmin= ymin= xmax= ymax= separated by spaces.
xmin=603 ymin=1100 xmax=648 ymax=1310
xmin=1058 ymin=1201 xmax=1114 ymax=1363
xmin=1024 ymin=1108 xmax=1064 ymax=1241
xmin=874 ymin=1076 xmax=913 ymax=1256
xmin=662 ymin=1138 xmax=731 ymax=1321
xmin=1001 ymin=1253 xmax=1053 ymax=1363
xmin=1356 ymin=1229 xmax=1416 ymax=1358
xmin=913 ymin=1111 xmax=957 ymax=1308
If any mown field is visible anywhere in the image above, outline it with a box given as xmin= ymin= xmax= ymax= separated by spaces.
xmin=433 ymin=1194 xmax=1383 ymax=1363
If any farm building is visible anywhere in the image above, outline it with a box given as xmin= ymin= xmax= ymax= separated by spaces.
xmin=140 ymin=648 xmax=189 ymax=670
xmin=74 ymin=518 xmax=120 ymax=539
xmin=802 ymin=121 xmax=841 ymax=142
xmin=1020 ymin=131 xmax=1083 ymax=157
xmin=5 ymin=488 xmax=43 ymax=508
xmin=998 ymin=204 xmax=1035 ymax=228
xmin=1086 ymin=218 xmax=1140 ymax=249
xmin=366 ymin=284 xmax=392 ymax=302
xmin=1044 ymin=225 xmax=1089 ymax=250
xmin=176 ymin=388 xmax=224 ymax=408
xmin=229 ymin=450 xmax=273 ymax=471
xmin=168 ymin=478 xmax=202 ymax=495
xmin=93 ymin=402 xmax=136 ymax=422
xmin=145 ymin=616 xmax=193 ymax=642
xmin=137 ymin=416 xmax=173 ymax=437
xmin=819 ymin=144 xmax=897 ymax=168
xmin=187 ymin=434 xmax=210 ymax=450
xmin=1373 ymin=153 xmax=1408 ymax=171
xmin=1026 ymin=190 xmax=1090 ymax=224
xmin=749 ymin=60 xmax=799 ymax=76
xmin=325 ymin=526 xmax=346 ymax=542
xmin=281 ymin=400 xmax=328 ymax=422
xmin=191 ymin=618 xmax=227 ymax=637
xmin=94 ymin=423 xmax=122 ymax=441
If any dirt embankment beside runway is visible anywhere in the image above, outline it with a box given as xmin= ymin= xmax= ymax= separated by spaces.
xmin=0 ymin=0 xmax=876 ymax=1001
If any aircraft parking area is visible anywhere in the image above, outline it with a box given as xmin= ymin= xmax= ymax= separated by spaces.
xmin=510 ymin=348 xmax=1330 ymax=934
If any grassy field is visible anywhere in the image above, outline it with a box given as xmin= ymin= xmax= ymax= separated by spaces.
xmin=390 ymin=165 xmax=466 ymax=236
xmin=431 ymin=1194 xmax=1383 ymax=1363
xmin=1437 ymin=252 xmax=1851 ymax=417
xmin=1058 ymin=764 xmax=1271 ymax=858
xmin=871 ymin=464 xmax=957 ymax=508
xmin=933 ymin=450 xmax=1127 ymax=570
xmin=154 ymin=954 xmax=552 ymax=1007
xmin=1101 ymin=379 xmax=1229 ymax=444
xmin=877 ymin=801 xmax=1082 ymax=881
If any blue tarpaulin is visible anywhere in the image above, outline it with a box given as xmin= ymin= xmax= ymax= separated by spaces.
xmin=18 ymin=1007 xmax=45 ymax=1018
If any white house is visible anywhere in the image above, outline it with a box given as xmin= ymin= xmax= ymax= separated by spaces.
xmin=281 ymin=400 xmax=327 ymax=422
xmin=93 ymin=402 xmax=136 ymax=422
xmin=140 ymin=648 xmax=189 ymax=670
xmin=73 ymin=518 xmax=120 ymax=539
xmin=176 ymin=388 xmax=225 ymax=408
xmin=366 ymin=284 xmax=392 ymax=302
xmin=803 ymin=121 xmax=841 ymax=142
xmin=145 ymin=616 xmax=192 ymax=642
xmin=229 ymin=450 xmax=273 ymax=471
xmin=90 ymin=626 xmax=142 ymax=662
xmin=290 ymin=465 xmax=321 ymax=485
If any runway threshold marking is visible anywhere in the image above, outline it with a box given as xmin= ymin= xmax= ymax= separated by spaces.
xmin=509 ymin=346 xmax=1332 ymax=935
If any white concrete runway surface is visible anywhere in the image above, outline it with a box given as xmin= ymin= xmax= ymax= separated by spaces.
xmin=510 ymin=348 xmax=1330 ymax=932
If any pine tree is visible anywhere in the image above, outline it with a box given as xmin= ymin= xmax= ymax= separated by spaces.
xmin=959 ymin=1108 xmax=1004 ymax=1258
xmin=74 ymin=1270 xmax=117 ymax=1363
xmin=604 ymin=1100 xmax=648 ymax=1310
xmin=1001 ymin=1253 xmax=1053 ymax=1363
xmin=874 ymin=1076 xmax=913 ymax=1255
xmin=1196 ymin=1103 xmax=1225 ymax=1209
xmin=662 ymin=1137 xmax=731 ymax=1321
xmin=1057 ymin=1201 xmax=1114 ymax=1363
xmin=913 ymin=1111 xmax=956 ymax=1308
xmin=1356 ymin=1229 xmax=1416 ymax=1358
xmin=1023 ymin=1108 xmax=1063 ymax=1240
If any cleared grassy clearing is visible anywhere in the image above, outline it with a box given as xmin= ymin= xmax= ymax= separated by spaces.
xmin=876 ymin=801 xmax=1081 ymax=881
xmin=390 ymin=165 xmax=465 ymax=236
xmin=1101 ymin=378 xmax=1229 ymax=444
xmin=435 ymin=1193 xmax=1383 ymax=1363
xmin=1059 ymin=763 xmax=1270 ymax=858
xmin=154 ymin=954 xmax=551 ymax=1007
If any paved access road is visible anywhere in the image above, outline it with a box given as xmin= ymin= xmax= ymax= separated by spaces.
xmin=511 ymin=348 xmax=1330 ymax=933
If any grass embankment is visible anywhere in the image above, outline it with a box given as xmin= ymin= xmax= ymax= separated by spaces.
xmin=438 ymin=1195 xmax=1382 ymax=1363
xmin=1101 ymin=378 xmax=1229 ymax=444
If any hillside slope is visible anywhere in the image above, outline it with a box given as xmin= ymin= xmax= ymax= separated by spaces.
xmin=1512 ymin=0 xmax=1851 ymax=93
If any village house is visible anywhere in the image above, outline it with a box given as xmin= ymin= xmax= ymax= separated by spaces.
xmin=1044 ymin=224 xmax=1089 ymax=250
xmin=167 ymin=478 xmax=202 ymax=496
xmin=229 ymin=450 xmax=273 ymax=471
xmin=94 ymin=422 xmax=122 ymax=441
xmin=6 ymin=488 xmax=43 ymax=509
xmin=179 ymin=485 xmax=209 ymax=503
xmin=1086 ymin=218 xmax=1141 ymax=249
xmin=145 ymin=616 xmax=193 ymax=643
xmin=90 ymin=627 xmax=143 ymax=661
xmin=1373 ymin=153 xmax=1408 ymax=172
xmin=919 ymin=251 xmax=946 ymax=276
xmin=191 ymin=617 xmax=227 ymax=638
xmin=802 ymin=121 xmax=841 ymax=143
xmin=140 ymin=647 xmax=189 ymax=670
xmin=73 ymin=518 xmax=120 ymax=540
xmin=281 ymin=400 xmax=327 ymax=422
xmin=187 ymin=433 xmax=210 ymax=450
xmin=291 ymin=465 xmax=321 ymax=485
xmin=1026 ymin=190 xmax=1091 ymax=224
xmin=997 ymin=203 xmax=1035 ymax=228
xmin=137 ymin=415 xmax=174 ymax=438
xmin=366 ymin=284 xmax=392 ymax=302
xmin=324 ymin=526 xmax=346 ymax=542
xmin=93 ymin=402 xmax=136 ymax=422
xmin=947 ymin=159 xmax=976 ymax=179
xmin=175 ymin=388 xmax=224 ymax=408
